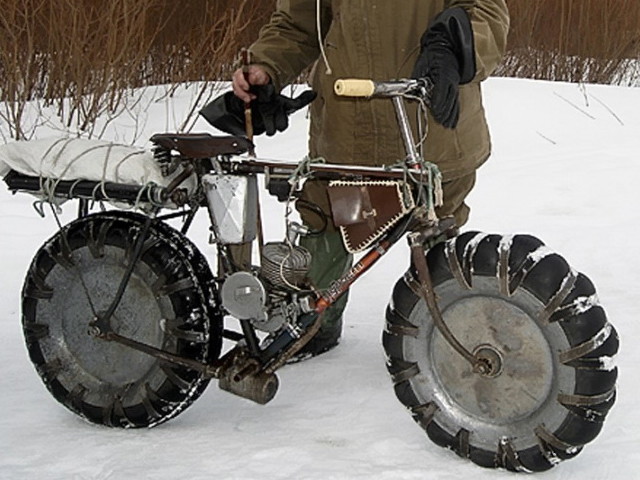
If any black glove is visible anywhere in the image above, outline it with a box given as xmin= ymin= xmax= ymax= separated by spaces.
xmin=200 ymin=85 xmax=316 ymax=137
xmin=412 ymin=7 xmax=476 ymax=129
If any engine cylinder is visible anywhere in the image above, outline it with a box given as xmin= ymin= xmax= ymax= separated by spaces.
xmin=260 ymin=242 xmax=312 ymax=290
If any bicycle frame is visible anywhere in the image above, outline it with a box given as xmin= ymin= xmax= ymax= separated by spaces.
xmin=203 ymin=79 xmax=448 ymax=394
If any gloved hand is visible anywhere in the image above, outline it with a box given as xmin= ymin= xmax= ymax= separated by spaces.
xmin=412 ymin=7 xmax=476 ymax=129
xmin=200 ymin=85 xmax=316 ymax=137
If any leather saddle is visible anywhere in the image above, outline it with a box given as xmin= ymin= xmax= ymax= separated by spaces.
xmin=150 ymin=133 xmax=253 ymax=159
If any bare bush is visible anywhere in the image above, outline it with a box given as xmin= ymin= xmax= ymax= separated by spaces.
xmin=1 ymin=0 xmax=638 ymax=142
xmin=0 ymin=0 xmax=265 ymax=140
xmin=0 ymin=0 xmax=49 ymax=140
xmin=498 ymin=0 xmax=640 ymax=85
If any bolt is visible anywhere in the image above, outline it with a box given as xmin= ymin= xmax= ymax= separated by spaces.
xmin=472 ymin=345 xmax=504 ymax=378
xmin=473 ymin=358 xmax=494 ymax=376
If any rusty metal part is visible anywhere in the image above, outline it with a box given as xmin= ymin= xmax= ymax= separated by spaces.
xmin=408 ymin=228 xmax=480 ymax=371
xmin=90 ymin=323 xmax=284 ymax=402
xmin=89 ymin=311 xmax=305 ymax=404
xmin=316 ymin=213 xmax=419 ymax=313
xmin=169 ymin=188 xmax=190 ymax=207
xmin=231 ymin=158 xmax=409 ymax=181
xmin=264 ymin=312 xmax=324 ymax=374
xmin=164 ymin=163 xmax=194 ymax=195
xmin=161 ymin=163 xmax=194 ymax=207
xmin=95 ymin=330 xmax=222 ymax=379
xmin=218 ymin=348 xmax=279 ymax=404
xmin=534 ymin=424 xmax=576 ymax=452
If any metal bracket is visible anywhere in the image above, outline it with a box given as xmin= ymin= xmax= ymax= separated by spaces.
xmin=90 ymin=330 xmax=222 ymax=379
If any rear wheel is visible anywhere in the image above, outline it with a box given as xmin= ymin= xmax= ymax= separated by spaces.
xmin=22 ymin=211 xmax=223 ymax=428
xmin=383 ymin=232 xmax=618 ymax=471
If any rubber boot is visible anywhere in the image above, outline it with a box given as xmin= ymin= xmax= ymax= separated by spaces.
xmin=288 ymin=230 xmax=353 ymax=362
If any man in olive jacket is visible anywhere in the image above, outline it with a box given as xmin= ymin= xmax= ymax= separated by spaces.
xmin=232 ymin=0 xmax=510 ymax=359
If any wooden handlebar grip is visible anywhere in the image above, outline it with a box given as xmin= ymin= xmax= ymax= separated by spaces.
xmin=334 ymin=79 xmax=375 ymax=97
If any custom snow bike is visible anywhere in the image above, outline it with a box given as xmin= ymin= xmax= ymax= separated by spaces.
xmin=5 ymin=78 xmax=618 ymax=472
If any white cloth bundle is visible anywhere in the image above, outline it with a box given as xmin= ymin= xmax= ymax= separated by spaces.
xmin=0 ymin=137 xmax=166 ymax=185
xmin=0 ymin=137 xmax=195 ymax=206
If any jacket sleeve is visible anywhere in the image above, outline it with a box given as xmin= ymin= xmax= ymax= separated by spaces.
xmin=447 ymin=0 xmax=510 ymax=81
xmin=249 ymin=0 xmax=332 ymax=90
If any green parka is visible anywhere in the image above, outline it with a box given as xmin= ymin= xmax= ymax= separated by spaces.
xmin=250 ymin=0 xmax=509 ymax=181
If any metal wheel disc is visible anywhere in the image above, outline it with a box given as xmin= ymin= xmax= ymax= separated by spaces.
xmin=22 ymin=211 xmax=223 ymax=427
xmin=407 ymin=277 xmax=574 ymax=452
xmin=432 ymin=293 xmax=554 ymax=424
xmin=40 ymin=245 xmax=174 ymax=401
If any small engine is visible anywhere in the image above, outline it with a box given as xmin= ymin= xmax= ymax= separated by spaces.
xmin=220 ymin=241 xmax=312 ymax=333
xmin=260 ymin=242 xmax=312 ymax=290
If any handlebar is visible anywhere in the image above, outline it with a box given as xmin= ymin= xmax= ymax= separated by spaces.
xmin=334 ymin=78 xmax=432 ymax=100
xmin=334 ymin=77 xmax=433 ymax=168
xmin=334 ymin=79 xmax=377 ymax=97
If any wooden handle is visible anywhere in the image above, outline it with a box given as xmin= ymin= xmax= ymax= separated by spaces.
xmin=334 ymin=79 xmax=375 ymax=97
xmin=241 ymin=49 xmax=255 ymax=154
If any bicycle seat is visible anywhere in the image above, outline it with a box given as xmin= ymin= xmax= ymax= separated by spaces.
xmin=150 ymin=133 xmax=253 ymax=159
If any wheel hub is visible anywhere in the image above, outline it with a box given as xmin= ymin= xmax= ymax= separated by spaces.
xmin=473 ymin=344 xmax=504 ymax=378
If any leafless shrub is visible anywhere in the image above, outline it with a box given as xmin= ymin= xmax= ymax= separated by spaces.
xmin=0 ymin=0 xmax=265 ymax=140
xmin=0 ymin=0 xmax=49 ymax=140
xmin=498 ymin=0 xmax=640 ymax=85
xmin=2 ymin=0 xmax=638 ymax=142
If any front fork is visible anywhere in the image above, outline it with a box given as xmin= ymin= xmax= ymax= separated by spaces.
xmin=407 ymin=227 xmax=502 ymax=377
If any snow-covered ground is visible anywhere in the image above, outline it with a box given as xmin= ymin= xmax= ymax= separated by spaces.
xmin=1 ymin=77 xmax=639 ymax=479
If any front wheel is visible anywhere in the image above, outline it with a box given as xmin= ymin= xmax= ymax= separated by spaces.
xmin=383 ymin=232 xmax=618 ymax=472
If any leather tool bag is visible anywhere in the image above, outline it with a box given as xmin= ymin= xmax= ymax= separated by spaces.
xmin=327 ymin=180 xmax=414 ymax=253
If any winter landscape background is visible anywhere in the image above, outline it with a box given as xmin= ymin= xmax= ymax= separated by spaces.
xmin=1 ymin=77 xmax=638 ymax=479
